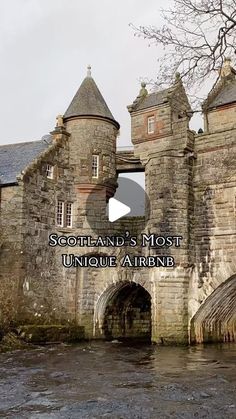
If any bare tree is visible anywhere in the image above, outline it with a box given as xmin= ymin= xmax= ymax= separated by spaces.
xmin=131 ymin=0 xmax=236 ymax=96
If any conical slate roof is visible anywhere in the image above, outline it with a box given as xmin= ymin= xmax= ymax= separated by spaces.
xmin=64 ymin=68 xmax=119 ymax=128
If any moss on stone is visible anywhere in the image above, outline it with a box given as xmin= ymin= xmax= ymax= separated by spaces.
xmin=0 ymin=331 xmax=32 ymax=353
xmin=17 ymin=324 xmax=85 ymax=344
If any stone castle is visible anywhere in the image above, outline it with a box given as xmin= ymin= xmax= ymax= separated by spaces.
xmin=0 ymin=59 xmax=235 ymax=345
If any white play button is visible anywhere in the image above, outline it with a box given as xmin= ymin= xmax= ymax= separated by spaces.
xmin=86 ymin=176 xmax=149 ymax=233
xmin=108 ymin=198 xmax=131 ymax=222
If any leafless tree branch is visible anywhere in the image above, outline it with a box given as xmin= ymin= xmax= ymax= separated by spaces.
xmin=130 ymin=0 xmax=236 ymax=105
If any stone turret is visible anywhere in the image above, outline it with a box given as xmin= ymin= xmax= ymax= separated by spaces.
xmin=63 ymin=66 xmax=120 ymax=200
xmin=60 ymin=67 xmax=120 ymax=234
xmin=128 ymin=77 xmax=194 ymax=344
xmin=128 ymin=76 xmax=192 ymax=146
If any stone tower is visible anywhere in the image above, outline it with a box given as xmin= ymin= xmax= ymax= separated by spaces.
xmin=128 ymin=77 xmax=195 ymax=344
xmin=63 ymin=66 xmax=120 ymax=232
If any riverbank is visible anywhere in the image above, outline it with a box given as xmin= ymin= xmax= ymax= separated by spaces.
xmin=0 ymin=325 xmax=85 ymax=353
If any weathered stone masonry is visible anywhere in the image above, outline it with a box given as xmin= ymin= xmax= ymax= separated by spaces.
xmin=0 ymin=60 xmax=236 ymax=344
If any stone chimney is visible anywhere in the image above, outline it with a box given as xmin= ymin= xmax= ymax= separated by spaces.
xmin=220 ymin=58 xmax=236 ymax=79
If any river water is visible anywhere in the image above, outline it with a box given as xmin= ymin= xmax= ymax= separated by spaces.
xmin=0 ymin=342 xmax=235 ymax=418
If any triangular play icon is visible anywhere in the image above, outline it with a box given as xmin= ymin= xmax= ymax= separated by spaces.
xmin=108 ymin=198 xmax=131 ymax=222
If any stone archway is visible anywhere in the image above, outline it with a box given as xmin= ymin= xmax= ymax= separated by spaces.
xmin=94 ymin=281 xmax=151 ymax=342
xmin=190 ymin=275 xmax=236 ymax=343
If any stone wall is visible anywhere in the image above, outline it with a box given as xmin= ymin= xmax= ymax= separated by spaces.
xmin=131 ymin=104 xmax=172 ymax=145
xmin=0 ymin=185 xmax=24 ymax=327
xmin=204 ymin=104 xmax=236 ymax=132
xmin=17 ymin=134 xmax=77 ymax=324
xmin=65 ymin=117 xmax=118 ymax=195
xmin=189 ymin=125 xmax=236 ymax=342
xmin=131 ymin=114 xmax=195 ymax=344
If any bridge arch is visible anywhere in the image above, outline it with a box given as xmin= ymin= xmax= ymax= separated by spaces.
xmin=94 ymin=280 xmax=151 ymax=342
xmin=190 ymin=274 xmax=236 ymax=343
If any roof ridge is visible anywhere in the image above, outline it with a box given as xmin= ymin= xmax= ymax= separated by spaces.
xmin=0 ymin=139 xmax=44 ymax=148
xmin=18 ymin=136 xmax=67 ymax=181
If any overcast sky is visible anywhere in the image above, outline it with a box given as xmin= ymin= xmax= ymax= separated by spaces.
xmin=0 ymin=0 xmax=204 ymax=150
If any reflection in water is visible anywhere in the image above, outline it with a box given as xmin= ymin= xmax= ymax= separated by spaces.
xmin=0 ymin=342 xmax=235 ymax=418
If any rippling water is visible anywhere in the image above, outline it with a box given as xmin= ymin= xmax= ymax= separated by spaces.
xmin=0 ymin=342 xmax=235 ymax=418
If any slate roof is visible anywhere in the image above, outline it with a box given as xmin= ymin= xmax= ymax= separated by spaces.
xmin=64 ymin=76 xmax=119 ymax=128
xmin=208 ymin=80 xmax=236 ymax=109
xmin=134 ymin=88 xmax=170 ymax=111
xmin=0 ymin=136 xmax=52 ymax=186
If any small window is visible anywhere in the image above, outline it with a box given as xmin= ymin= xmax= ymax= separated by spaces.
xmin=56 ymin=201 xmax=64 ymax=227
xmin=147 ymin=116 xmax=155 ymax=134
xmin=66 ymin=203 xmax=73 ymax=228
xmin=46 ymin=164 xmax=54 ymax=179
xmin=92 ymin=155 xmax=99 ymax=178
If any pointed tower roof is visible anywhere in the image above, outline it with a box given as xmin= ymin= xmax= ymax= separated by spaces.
xmin=64 ymin=66 xmax=119 ymax=128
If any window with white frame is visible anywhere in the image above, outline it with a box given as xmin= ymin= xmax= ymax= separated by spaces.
xmin=66 ymin=203 xmax=73 ymax=228
xmin=92 ymin=155 xmax=99 ymax=178
xmin=56 ymin=201 xmax=64 ymax=227
xmin=56 ymin=201 xmax=73 ymax=228
xmin=147 ymin=116 xmax=155 ymax=134
xmin=46 ymin=164 xmax=54 ymax=179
